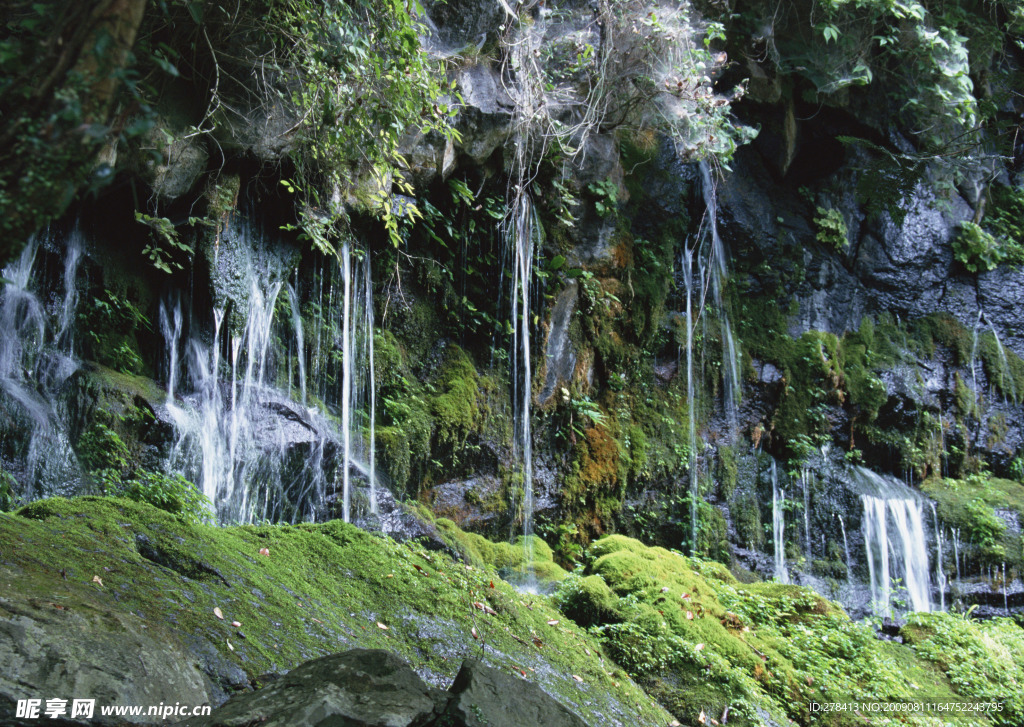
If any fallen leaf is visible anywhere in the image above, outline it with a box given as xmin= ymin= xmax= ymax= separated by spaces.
xmin=258 ymin=548 xmax=270 ymax=557
xmin=661 ymin=586 xmax=669 ymax=593
xmin=48 ymin=602 xmax=67 ymax=610
xmin=695 ymin=643 xmax=705 ymax=652
xmin=681 ymin=593 xmax=690 ymax=600
xmin=230 ymin=620 xmax=241 ymax=627
xmin=668 ymin=721 xmax=681 ymax=727
xmin=311 ymin=618 xmax=324 ymax=625
xmin=572 ymin=675 xmax=583 ymax=683
xmin=519 ymin=669 xmax=526 ymax=677
xmin=92 ymin=575 xmax=103 ymax=587
xmin=686 ymin=610 xmax=694 ymax=620
xmin=531 ymin=635 xmax=544 ymax=648
xmin=471 ymin=627 xmax=479 ymax=639
xmin=376 ymin=622 xmax=389 ymax=630
xmin=413 ymin=564 xmax=427 ymax=575
xmin=226 ymin=639 xmax=234 ymax=652
xmin=547 ymin=619 xmax=559 ymax=626
xmin=489 ymin=581 xmax=495 ymax=589
xmin=214 ymin=607 xmax=224 ymax=620
xmin=698 ymin=709 xmax=706 ymax=724
xmin=386 ymin=574 xmax=394 ymax=578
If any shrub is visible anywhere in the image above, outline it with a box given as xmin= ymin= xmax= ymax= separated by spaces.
xmin=113 ymin=471 xmax=210 ymax=525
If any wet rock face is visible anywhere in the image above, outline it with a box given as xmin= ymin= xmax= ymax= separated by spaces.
xmin=0 ymin=594 xmax=209 ymax=726
xmin=175 ymin=650 xmax=588 ymax=727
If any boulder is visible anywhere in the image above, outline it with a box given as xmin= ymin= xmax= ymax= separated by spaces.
xmin=174 ymin=650 xmax=591 ymax=727
xmin=175 ymin=649 xmax=446 ymax=727
xmin=0 ymin=594 xmax=209 ymax=726
xmin=441 ymin=659 xmax=587 ymax=727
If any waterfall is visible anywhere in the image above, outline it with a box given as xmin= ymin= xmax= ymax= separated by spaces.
xmin=698 ymin=162 xmax=741 ymax=435
xmin=286 ymin=280 xmax=307 ymax=407
xmin=984 ymin=314 xmax=1018 ymax=404
xmin=0 ymin=230 xmax=83 ymax=500
xmin=801 ymin=467 xmax=812 ymax=561
xmin=837 ymin=514 xmax=852 ymax=583
xmin=508 ymin=194 xmax=536 ymax=585
xmin=684 ymin=246 xmax=698 ymax=555
xmin=157 ymin=217 xmax=377 ymax=524
xmin=930 ymin=502 xmax=946 ymax=611
xmin=861 ymin=494 xmax=932 ymax=615
xmin=771 ymin=460 xmax=789 ymax=583
xmin=952 ymin=527 xmax=962 ymax=582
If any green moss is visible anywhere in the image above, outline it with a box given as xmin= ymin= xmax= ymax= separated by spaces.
xmin=430 ymin=345 xmax=484 ymax=448
xmin=732 ymin=492 xmax=764 ymax=550
xmin=922 ymin=475 xmax=1024 ymax=569
xmin=717 ymin=445 xmax=739 ymax=501
xmin=2 ymin=497 xmax=667 ymax=725
xmin=434 ymin=517 xmax=567 ymax=584
xmin=549 ymin=534 xmax=1016 ymax=726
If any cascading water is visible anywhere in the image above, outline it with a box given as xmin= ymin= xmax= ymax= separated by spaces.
xmin=800 ymin=467 xmax=812 ymax=561
xmin=0 ymin=230 xmax=83 ymax=500
xmin=684 ymin=245 xmax=698 ymax=555
xmin=698 ymin=162 xmax=741 ymax=435
xmin=854 ymin=467 xmax=932 ymax=615
xmin=508 ymin=194 xmax=537 ymax=585
xmin=158 ymin=216 xmax=377 ymax=524
xmin=930 ymin=502 xmax=946 ymax=611
xmin=771 ymin=460 xmax=789 ymax=583
xmin=837 ymin=514 xmax=852 ymax=582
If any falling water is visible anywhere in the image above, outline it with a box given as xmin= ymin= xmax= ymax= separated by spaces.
xmin=159 ymin=218 xmax=377 ymax=524
xmin=801 ymin=468 xmax=812 ymax=561
xmin=1003 ymin=563 xmax=1009 ymax=614
xmin=837 ymin=514 xmax=852 ymax=582
xmin=286 ymin=280 xmax=307 ymax=406
xmin=0 ymin=231 xmax=83 ymax=500
xmin=508 ymin=194 xmax=536 ymax=584
xmin=684 ymin=246 xmax=698 ymax=555
xmin=698 ymin=162 xmax=741 ymax=435
xmin=771 ymin=460 xmax=789 ymax=583
xmin=930 ymin=502 xmax=947 ymax=611
xmin=984 ymin=314 xmax=1018 ymax=404
xmin=952 ymin=527 xmax=962 ymax=582
xmin=862 ymin=494 xmax=932 ymax=615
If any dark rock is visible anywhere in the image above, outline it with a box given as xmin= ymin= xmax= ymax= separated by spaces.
xmin=422 ymin=0 xmax=504 ymax=51
xmin=452 ymin=64 xmax=513 ymax=165
xmin=0 ymin=594 xmax=208 ymax=726
xmin=175 ymin=649 xmax=447 ymax=727
xmin=538 ymin=283 xmax=578 ymax=405
xmin=441 ymin=659 xmax=587 ymax=727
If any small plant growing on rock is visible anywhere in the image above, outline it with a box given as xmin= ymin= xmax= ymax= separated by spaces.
xmin=813 ymin=207 xmax=848 ymax=251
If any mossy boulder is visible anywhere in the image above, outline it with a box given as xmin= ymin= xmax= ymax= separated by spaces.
xmin=0 ymin=498 xmax=663 ymax=725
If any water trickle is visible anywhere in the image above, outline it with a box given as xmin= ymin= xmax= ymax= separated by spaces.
xmin=771 ymin=460 xmax=789 ymax=583
xmin=952 ymin=527 xmax=962 ymax=582
xmin=508 ymin=194 xmax=536 ymax=585
xmin=286 ymin=280 xmax=307 ymax=407
xmin=801 ymin=467 xmax=812 ymax=561
xmin=837 ymin=514 xmax=852 ymax=583
xmin=684 ymin=245 xmax=698 ymax=555
xmin=930 ymin=502 xmax=946 ymax=611
xmin=698 ymin=162 xmax=741 ymax=435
